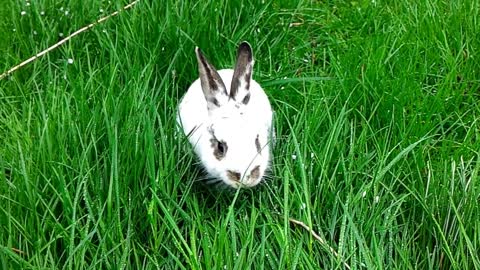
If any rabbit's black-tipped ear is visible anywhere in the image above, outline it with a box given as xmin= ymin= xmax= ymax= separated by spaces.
xmin=230 ymin=41 xmax=254 ymax=104
xmin=195 ymin=47 xmax=228 ymax=110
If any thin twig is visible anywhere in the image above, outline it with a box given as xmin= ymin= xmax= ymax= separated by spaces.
xmin=289 ymin=218 xmax=351 ymax=270
xmin=11 ymin=247 xmax=25 ymax=255
xmin=0 ymin=0 xmax=140 ymax=80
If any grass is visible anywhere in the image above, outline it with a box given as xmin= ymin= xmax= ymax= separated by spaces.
xmin=1 ymin=0 xmax=479 ymax=268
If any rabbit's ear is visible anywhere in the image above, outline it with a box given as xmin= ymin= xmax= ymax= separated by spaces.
xmin=195 ymin=47 xmax=228 ymax=110
xmin=230 ymin=41 xmax=254 ymax=104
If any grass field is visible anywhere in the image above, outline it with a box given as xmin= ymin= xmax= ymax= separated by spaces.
xmin=1 ymin=0 xmax=480 ymax=269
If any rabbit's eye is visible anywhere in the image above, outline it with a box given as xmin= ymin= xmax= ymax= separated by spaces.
xmin=217 ymin=141 xmax=226 ymax=155
xmin=211 ymin=139 xmax=228 ymax=160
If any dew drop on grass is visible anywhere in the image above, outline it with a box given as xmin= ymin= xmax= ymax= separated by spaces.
xmin=40 ymin=11 xmax=45 ymax=16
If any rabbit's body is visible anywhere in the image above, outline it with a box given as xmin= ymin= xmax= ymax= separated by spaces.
xmin=177 ymin=43 xmax=273 ymax=188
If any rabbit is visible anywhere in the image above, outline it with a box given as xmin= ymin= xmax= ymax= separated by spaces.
xmin=177 ymin=41 xmax=274 ymax=189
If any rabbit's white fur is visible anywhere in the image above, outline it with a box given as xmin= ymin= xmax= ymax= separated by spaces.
xmin=177 ymin=43 xmax=273 ymax=188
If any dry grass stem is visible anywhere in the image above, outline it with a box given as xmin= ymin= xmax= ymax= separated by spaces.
xmin=0 ymin=0 xmax=140 ymax=80
xmin=289 ymin=218 xmax=351 ymax=270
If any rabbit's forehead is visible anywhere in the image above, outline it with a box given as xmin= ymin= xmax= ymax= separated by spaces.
xmin=216 ymin=101 xmax=246 ymax=115
xmin=209 ymin=105 xmax=267 ymax=141
xmin=212 ymin=120 xmax=258 ymax=138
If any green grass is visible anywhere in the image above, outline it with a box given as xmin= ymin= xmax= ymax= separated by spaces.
xmin=1 ymin=0 xmax=480 ymax=269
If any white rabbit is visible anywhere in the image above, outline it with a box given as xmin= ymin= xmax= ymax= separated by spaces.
xmin=177 ymin=42 xmax=273 ymax=189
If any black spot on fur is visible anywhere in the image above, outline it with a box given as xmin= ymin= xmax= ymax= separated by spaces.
xmin=242 ymin=93 xmax=251 ymax=105
xmin=250 ymin=166 xmax=260 ymax=181
xmin=202 ymin=61 xmax=218 ymax=91
xmin=210 ymin=97 xmax=220 ymax=107
xmin=230 ymin=78 xmax=240 ymax=100
xmin=255 ymin=135 xmax=261 ymax=154
xmin=227 ymin=170 xmax=241 ymax=182
xmin=245 ymin=71 xmax=251 ymax=89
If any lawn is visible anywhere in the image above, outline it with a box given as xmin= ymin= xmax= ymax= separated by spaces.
xmin=1 ymin=0 xmax=479 ymax=269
